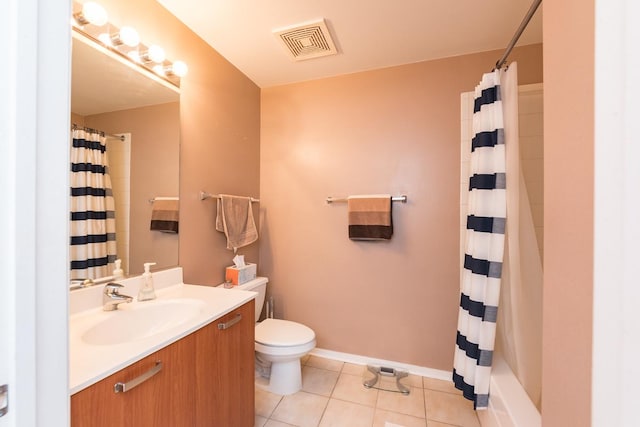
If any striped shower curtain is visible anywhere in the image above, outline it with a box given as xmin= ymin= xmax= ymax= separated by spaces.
xmin=70 ymin=128 xmax=117 ymax=280
xmin=453 ymin=69 xmax=507 ymax=409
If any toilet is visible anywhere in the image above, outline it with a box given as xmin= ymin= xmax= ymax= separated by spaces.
xmin=227 ymin=277 xmax=315 ymax=395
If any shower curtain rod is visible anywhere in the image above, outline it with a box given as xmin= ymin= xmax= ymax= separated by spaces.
xmin=104 ymin=133 xmax=125 ymax=141
xmin=72 ymin=124 xmax=125 ymax=141
xmin=495 ymin=0 xmax=542 ymax=70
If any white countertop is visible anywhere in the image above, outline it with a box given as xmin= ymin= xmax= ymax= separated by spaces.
xmin=69 ymin=280 xmax=256 ymax=394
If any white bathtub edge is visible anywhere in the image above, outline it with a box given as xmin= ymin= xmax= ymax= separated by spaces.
xmin=478 ymin=356 xmax=541 ymax=427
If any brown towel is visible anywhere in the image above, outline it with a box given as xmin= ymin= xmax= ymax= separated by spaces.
xmin=150 ymin=198 xmax=179 ymax=233
xmin=348 ymin=195 xmax=393 ymax=240
xmin=216 ymin=194 xmax=258 ymax=252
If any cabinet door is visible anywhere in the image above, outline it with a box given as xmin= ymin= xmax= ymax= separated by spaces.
xmin=195 ymin=300 xmax=255 ymax=427
xmin=71 ymin=332 xmax=196 ymax=427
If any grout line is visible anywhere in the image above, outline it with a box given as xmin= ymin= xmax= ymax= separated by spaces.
xmin=258 ymin=354 xmax=465 ymax=427
xmin=422 ymin=381 xmax=429 ymax=424
xmin=314 ymin=392 xmax=331 ymax=427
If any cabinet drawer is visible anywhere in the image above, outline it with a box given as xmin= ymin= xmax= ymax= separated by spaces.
xmin=71 ymin=333 xmax=196 ymax=427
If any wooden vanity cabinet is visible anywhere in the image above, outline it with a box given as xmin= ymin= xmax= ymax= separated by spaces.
xmin=195 ymin=299 xmax=255 ymax=427
xmin=71 ymin=332 xmax=196 ymax=427
xmin=71 ymin=300 xmax=255 ymax=427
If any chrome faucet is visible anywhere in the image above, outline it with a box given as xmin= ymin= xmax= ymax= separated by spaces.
xmin=103 ymin=282 xmax=133 ymax=311
xmin=70 ymin=278 xmax=94 ymax=290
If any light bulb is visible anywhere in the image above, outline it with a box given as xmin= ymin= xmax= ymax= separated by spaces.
xmin=98 ymin=33 xmax=112 ymax=46
xmin=113 ymin=26 xmax=140 ymax=47
xmin=143 ymin=45 xmax=165 ymax=63
xmin=170 ymin=60 xmax=188 ymax=77
xmin=152 ymin=64 xmax=165 ymax=75
xmin=119 ymin=26 xmax=140 ymax=47
xmin=74 ymin=2 xmax=108 ymax=26
xmin=82 ymin=2 xmax=108 ymax=26
xmin=127 ymin=50 xmax=141 ymax=63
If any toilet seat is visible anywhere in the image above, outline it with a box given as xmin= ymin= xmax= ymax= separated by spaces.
xmin=255 ymin=318 xmax=315 ymax=347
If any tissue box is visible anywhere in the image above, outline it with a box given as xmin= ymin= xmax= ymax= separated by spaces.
xmin=225 ymin=263 xmax=257 ymax=285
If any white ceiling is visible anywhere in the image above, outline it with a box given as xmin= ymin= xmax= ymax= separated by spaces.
xmin=157 ymin=0 xmax=543 ymax=88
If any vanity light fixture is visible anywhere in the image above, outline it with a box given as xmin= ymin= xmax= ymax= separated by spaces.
xmin=109 ymin=26 xmax=140 ymax=48
xmin=141 ymin=45 xmax=166 ymax=63
xmin=97 ymin=32 xmax=112 ymax=46
xmin=127 ymin=50 xmax=142 ymax=63
xmin=71 ymin=1 xmax=188 ymax=88
xmin=165 ymin=60 xmax=188 ymax=77
xmin=152 ymin=61 xmax=188 ymax=78
xmin=73 ymin=1 xmax=108 ymax=27
xmin=152 ymin=64 xmax=165 ymax=75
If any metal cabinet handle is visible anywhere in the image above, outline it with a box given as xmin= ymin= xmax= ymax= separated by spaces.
xmin=218 ymin=313 xmax=242 ymax=330
xmin=114 ymin=361 xmax=162 ymax=393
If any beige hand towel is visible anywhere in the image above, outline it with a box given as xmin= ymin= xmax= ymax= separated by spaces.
xmin=216 ymin=194 xmax=258 ymax=251
xmin=347 ymin=194 xmax=393 ymax=240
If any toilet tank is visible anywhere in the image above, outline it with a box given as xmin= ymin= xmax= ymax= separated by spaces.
xmin=233 ymin=277 xmax=268 ymax=321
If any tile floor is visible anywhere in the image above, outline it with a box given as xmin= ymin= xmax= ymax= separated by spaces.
xmin=255 ymin=355 xmax=480 ymax=427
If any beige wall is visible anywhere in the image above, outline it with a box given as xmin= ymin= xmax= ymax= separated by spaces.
xmin=85 ymin=102 xmax=180 ymax=275
xmin=99 ymin=0 xmax=261 ymax=284
xmin=519 ymin=86 xmax=544 ymax=260
xmin=542 ymin=0 xmax=594 ymax=425
xmin=260 ymin=45 xmax=542 ymax=369
xmin=71 ymin=112 xmax=84 ymax=127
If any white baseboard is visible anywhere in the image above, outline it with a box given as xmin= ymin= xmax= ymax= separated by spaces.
xmin=310 ymin=348 xmax=451 ymax=381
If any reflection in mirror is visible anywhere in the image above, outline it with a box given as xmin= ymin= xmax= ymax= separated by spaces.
xmin=70 ymin=32 xmax=180 ymax=286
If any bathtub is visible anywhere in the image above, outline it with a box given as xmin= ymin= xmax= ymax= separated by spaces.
xmin=478 ymin=356 xmax=541 ymax=427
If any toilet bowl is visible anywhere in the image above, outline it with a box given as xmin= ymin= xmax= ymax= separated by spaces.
xmin=255 ymin=318 xmax=315 ymax=394
xmin=223 ymin=277 xmax=316 ymax=395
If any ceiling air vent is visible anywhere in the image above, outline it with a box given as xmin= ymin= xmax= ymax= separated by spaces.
xmin=274 ymin=19 xmax=338 ymax=61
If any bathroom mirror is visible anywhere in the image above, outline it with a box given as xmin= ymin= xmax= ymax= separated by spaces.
xmin=70 ymin=31 xmax=181 ymax=284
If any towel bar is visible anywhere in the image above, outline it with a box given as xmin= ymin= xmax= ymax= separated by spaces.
xmin=199 ymin=191 xmax=260 ymax=203
xmin=148 ymin=196 xmax=179 ymax=203
xmin=326 ymin=195 xmax=407 ymax=204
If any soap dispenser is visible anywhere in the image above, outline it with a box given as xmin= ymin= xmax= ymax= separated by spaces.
xmin=138 ymin=262 xmax=157 ymax=301
xmin=113 ymin=259 xmax=124 ymax=279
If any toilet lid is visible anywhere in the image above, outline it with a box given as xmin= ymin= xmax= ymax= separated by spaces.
xmin=255 ymin=318 xmax=315 ymax=347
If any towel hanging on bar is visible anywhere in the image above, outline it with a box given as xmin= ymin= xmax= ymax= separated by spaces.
xmin=150 ymin=198 xmax=179 ymax=233
xmin=347 ymin=195 xmax=393 ymax=240
xmin=215 ymin=194 xmax=258 ymax=252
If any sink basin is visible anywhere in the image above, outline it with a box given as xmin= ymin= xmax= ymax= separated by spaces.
xmin=81 ymin=298 xmax=206 ymax=346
